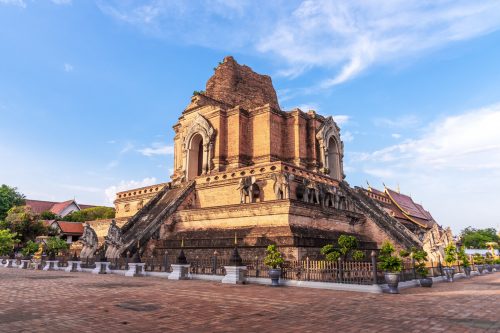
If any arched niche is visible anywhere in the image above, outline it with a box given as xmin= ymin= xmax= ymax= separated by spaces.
xmin=316 ymin=116 xmax=344 ymax=180
xmin=182 ymin=114 xmax=216 ymax=181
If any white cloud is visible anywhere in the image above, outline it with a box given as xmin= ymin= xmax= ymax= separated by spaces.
xmin=60 ymin=184 xmax=102 ymax=193
xmin=105 ymin=160 xmax=119 ymax=170
xmin=0 ymin=0 xmax=25 ymax=8
xmin=391 ymin=133 xmax=401 ymax=139
xmin=342 ymin=130 xmax=354 ymax=142
xmin=374 ymin=115 xmax=420 ymax=129
xmin=99 ymin=1 xmax=500 ymax=87
xmin=104 ymin=177 xmax=157 ymax=204
xmin=51 ymin=0 xmax=72 ymax=4
xmin=351 ymin=102 xmax=500 ymax=232
xmin=333 ymin=115 xmax=350 ymax=126
xmin=258 ymin=1 xmax=500 ymax=87
xmin=63 ymin=63 xmax=74 ymax=72
xmin=120 ymin=142 xmax=135 ymax=154
xmin=138 ymin=143 xmax=174 ymax=156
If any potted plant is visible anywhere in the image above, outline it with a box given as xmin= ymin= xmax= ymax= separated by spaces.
xmin=21 ymin=240 xmax=39 ymax=260
xmin=457 ymin=248 xmax=471 ymax=278
xmin=485 ymin=254 xmax=493 ymax=273
xmin=321 ymin=235 xmax=365 ymax=262
xmin=263 ymin=245 xmax=284 ymax=287
xmin=377 ymin=241 xmax=403 ymax=294
xmin=473 ymin=254 xmax=485 ymax=274
xmin=494 ymin=257 xmax=500 ymax=271
xmin=45 ymin=236 xmax=68 ymax=260
xmin=443 ymin=243 xmax=457 ymax=282
xmin=413 ymin=249 xmax=432 ymax=287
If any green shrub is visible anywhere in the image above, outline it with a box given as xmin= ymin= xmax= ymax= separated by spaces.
xmin=45 ymin=237 xmax=68 ymax=257
xmin=472 ymin=253 xmax=484 ymax=264
xmin=321 ymin=234 xmax=363 ymax=262
xmin=263 ymin=244 xmax=284 ymax=269
xmin=21 ymin=240 xmax=39 ymax=257
xmin=413 ymin=249 xmax=429 ymax=277
xmin=377 ymin=241 xmax=403 ymax=273
xmin=443 ymin=243 xmax=457 ymax=267
xmin=457 ymin=248 xmax=470 ymax=268
xmin=62 ymin=207 xmax=115 ymax=222
xmin=0 ymin=229 xmax=18 ymax=256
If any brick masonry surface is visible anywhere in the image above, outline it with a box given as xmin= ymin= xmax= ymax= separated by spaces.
xmin=0 ymin=268 xmax=498 ymax=332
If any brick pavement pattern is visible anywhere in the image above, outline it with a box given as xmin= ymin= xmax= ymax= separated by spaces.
xmin=0 ymin=269 xmax=498 ymax=333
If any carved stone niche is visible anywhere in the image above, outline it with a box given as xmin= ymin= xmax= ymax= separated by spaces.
xmin=316 ymin=116 xmax=344 ymax=181
xmin=181 ymin=113 xmax=216 ymax=181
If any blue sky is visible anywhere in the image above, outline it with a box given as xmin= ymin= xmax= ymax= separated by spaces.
xmin=1 ymin=0 xmax=500 ymax=233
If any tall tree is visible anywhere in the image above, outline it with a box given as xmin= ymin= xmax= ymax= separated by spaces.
xmin=460 ymin=227 xmax=500 ymax=249
xmin=3 ymin=206 xmax=47 ymax=244
xmin=61 ymin=206 xmax=115 ymax=222
xmin=0 ymin=229 xmax=19 ymax=256
xmin=0 ymin=184 xmax=25 ymax=221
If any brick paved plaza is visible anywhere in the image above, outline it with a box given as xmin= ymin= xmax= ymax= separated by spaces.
xmin=0 ymin=269 xmax=498 ymax=333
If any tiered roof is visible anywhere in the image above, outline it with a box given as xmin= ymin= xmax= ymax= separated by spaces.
xmin=364 ymin=186 xmax=436 ymax=229
xmin=25 ymin=199 xmax=96 ymax=216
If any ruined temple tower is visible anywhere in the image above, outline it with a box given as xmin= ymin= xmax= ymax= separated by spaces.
xmin=108 ymin=56 xmax=440 ymax=261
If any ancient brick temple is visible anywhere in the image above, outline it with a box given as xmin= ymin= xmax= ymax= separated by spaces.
xmin=104 ymin=56 xmax=450 ymax=261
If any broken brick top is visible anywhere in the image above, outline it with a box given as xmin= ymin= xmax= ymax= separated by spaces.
xmin=204 ymin=56 xmax=280 ymax=111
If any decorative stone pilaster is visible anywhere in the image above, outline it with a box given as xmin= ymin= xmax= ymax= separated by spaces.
xmin=125 ymin=251 xmax=145 ymax=277
xmin=65 ymin=261 xmax=83 ymax=272
xmin=43 ymin=260 xmax=59 ymax=271
xmin=169 ymin=264 xmax=191 ymax=280
xmin=92 ymin=261 xmax=111 ymax=274
xmin=19 ymin=259 xmax=30 ymax=269
xmin=222 ymin=247 xmax=247 ymax=284
xmin=4 ymin=259 xmax=16 ymax=268
xmin=168 ymin=249 xmax=190 ymax=280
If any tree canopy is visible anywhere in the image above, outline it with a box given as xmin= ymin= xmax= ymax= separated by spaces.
xmin=2 ymin=206 xmax=47 ymax=244
xmin=0 ymin=229 xmax=19 ymax=256
xmin=0 ymin=184 xmax=25 ymax=221
xmin=61 ymin=206 xmax=115 ymax=222
xmin=460 ymin=227 xmax=499 ymax=249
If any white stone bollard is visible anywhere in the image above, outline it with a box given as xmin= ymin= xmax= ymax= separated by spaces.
xmin=19 ymin=260 xmax=30 ymax=269
xmin=43 ymin=260 xmax=59 ymax=271
xmin=4 ymin=259 xmax=17 ymax=268
xmin=125 ymin=263 xmax=146 ymax=277
xmin=92 ymin=261 xmax=111 ymax=274
xmin=65 ymin=261 xmax=83 ymax=272
xmin=168 ymin=264 xmax=191 ymax=280
xmin=222 ymin=266 xmax=247 ymax=284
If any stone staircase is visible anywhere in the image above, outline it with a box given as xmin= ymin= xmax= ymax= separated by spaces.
xmin=339 ymin=182 xmax=421 ymax=249
xmin=111 ymin=181 xmax=195 ymax=257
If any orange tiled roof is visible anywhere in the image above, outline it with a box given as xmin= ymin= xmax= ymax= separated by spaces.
xmin=55 ymin=221 xmax=84 ymax=235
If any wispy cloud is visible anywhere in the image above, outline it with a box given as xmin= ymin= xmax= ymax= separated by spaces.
xmin=373 ymin=115 xmax=420 ymax=129
xmin=350 ymin=102 xmax=500 ymax=231
xmin=391 ymin=133 xmax=401 ymax=139
xmin=104 ymin=177 xmax=157 ymax=204
xmin=258 ymin=1 xmax=500 ymax=87
xmin=0 ymin=0 xmax=25 ymax=8
xmin=63 ymin=63 xmax=74 ymax=72
xmin=99 ymin=1 xmax=500 ymax=88
xmin=333 ymin=115 xmax=350 ymax=126
xmin=60 ymin=184 xmax=102 ymax=193
xmin=51 ymin=0 xmax=72 ymax=5
xmin=120 ymin=142 xmax=135 ymax=154
xmin=138 ymin=143 xmax=174 ymax=156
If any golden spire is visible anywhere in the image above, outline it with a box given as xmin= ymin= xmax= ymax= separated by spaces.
xmin=366 ymin=180 xmax=371 ymax=191
xmin=181 ymin=237 xmax=184 ymax=248
xmin=234 ymin=232 xmax=237 ymax=245
xmin=397 ymin=183 xmax=400 ymax=194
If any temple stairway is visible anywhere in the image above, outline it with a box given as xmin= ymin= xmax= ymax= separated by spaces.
xmin=114 ymin=181 xmax=195 ymax=257
xmin=339 ymin=182 xmax=421 ymax=249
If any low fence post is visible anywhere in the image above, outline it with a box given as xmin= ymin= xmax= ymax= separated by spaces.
xmin=412 ymin=256 xmax=416 ymax=280
xmin=371 ymin=250 xmax=378 ymax=284
xmin=212 ymin=251 xmax=218 ymax=275
xmin=255 ymin=257 xmax=260 ymax=278
xmin=306 ymin=257 xmax=310 ymax=281
xmin=438 ymin=260 xmax=443 ymax=276
xmin=164 ymin=250 xmax=169 ymax=272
